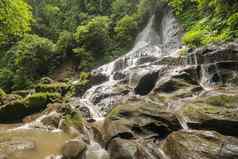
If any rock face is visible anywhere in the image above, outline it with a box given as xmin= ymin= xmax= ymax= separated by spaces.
xmin=161 ymin=130 xmax=238 ymax=159
xmin=0 ymin=93 xmax=61 ymax=122
xmin=178 ymin=94 xmax=238 ymax=137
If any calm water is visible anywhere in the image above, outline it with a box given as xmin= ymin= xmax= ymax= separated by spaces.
xmin=0 ymin=129 xmax=69 ymax=159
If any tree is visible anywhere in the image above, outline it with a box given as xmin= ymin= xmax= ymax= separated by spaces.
xmin=74 ymin=16 xmax=111 ymax=56
xmin=12 ymin=34 xmax=56 ymax=80
xmin=0 ymin=0 xmax=32 ymax=46
xmin=115 ymin=15 xmax=138 ymax=47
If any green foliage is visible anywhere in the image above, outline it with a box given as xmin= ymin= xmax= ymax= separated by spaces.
xmin=74 ymin=16 xmax=110 ymax=56
xmin=206 ymin=95 xmax=238 ymax=108
xmin=0 ymin=0 xmax=33 ymax=46
xmin=0 ymin=0 xmax=158 ymax=91
xmin=168 ymin=0 xmax=238 ymax=47
xmin=11 ymin=34 xmax=56 ymax=80
xmin=64 ymin=112 xmax=84 ymax=129
xmin=115 ymin=15 xmax=138 ymax=47
xmin=0 ymin=68 xmax=14 ymax=92
xmin=72 ymin=48 xmax=94 ymax=70
xmin=112 ymin=0 xmax=137 ymax=19
xmin=56 ymin=31 xmax=76 ymax=55
xmin=0 ymin=89 xmax=6 ymax=97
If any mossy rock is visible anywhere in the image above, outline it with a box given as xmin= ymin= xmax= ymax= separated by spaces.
xmin=161 ymin=130 xmax=238 ymax=159
xmin=35 ymin=82 xmax=70 ymax=96
xmin=0 ymin=100 xmax=26 ymax=122
xmin=179 ymin=94 xmax=238 ymax=137
xmin=11 ymin=89 xmax=34 ymax=97
xmin=104 ymin=96 xmax=181 ymax=142
xmin=0 ymin=94 xmax=23 ymax=105
xmin=24 ymin=93 xmax=61 ymax=112
xmin=0 ymin=93 xmax=61 ymax=122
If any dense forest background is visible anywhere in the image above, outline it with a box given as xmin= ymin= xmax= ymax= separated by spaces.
xmin=0 ymin=0 xmax=237 ymax=92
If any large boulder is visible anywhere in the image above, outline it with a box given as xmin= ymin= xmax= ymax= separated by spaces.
xmin=103 ymin=96 xmax=182 ymax=145
xmin=187 ymin=42 xmax=238 ymax=65
xmin=62 ymin=139 xmax=87 ymax=159
xmin=35 ymin=82 xmax=70 ymax=96
xmin=178 ymin=94 xmax=238 ymax=137
xmin=161 ymin=130 xmax=238 ymax=159
xmin=108 ymin=138 xmax=141 ymax=159
xmin=0 ymin=93 xmax=61 ymax=122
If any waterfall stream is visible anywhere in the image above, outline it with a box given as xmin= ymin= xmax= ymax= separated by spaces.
xmin=76 ymin=8 xmax=182 ymax=120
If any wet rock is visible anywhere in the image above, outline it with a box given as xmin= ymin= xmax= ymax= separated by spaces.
xmin=153 ymin=66 xmax=202 ymax=98
xmin=161 ymin=130 xmax=238 ymax=159
xmin=113 ymin=72 xmax=126 ymax=81
xmin=108 ymin=138 xmax=140 ymax=159
xmin=199 ymin=62 xmax=238 ymax=87
xmin=90 ymin=72 xmax=109 ymax=85
xmin=85 ymin=142 xmax=110 ymax=159
xmin=41 ymin=112 xmax=62 ymax=128
xmin=134 ymin=71 xmax=159 ymax=96
xmin=0 ymin=93 xmax=61 ymax=122
xmin=154 ymin=56 xmax=187 ymax=66
xmin=187 ymin=41 xmax=238 ymax=65
xmin=62 ymin=139 xmax=87 ymax=159
xmin=178 ymin=94 xmax=238 ymax=137
xmin=73 ymin=72 xmax=109 ymax=97
xmin=135 ymin=56 xmax=158 ymax=65
xmin=104 ymin=97 xmax=181 ymax=144
xmin=79 ymin=107 xmax=91 ymax=118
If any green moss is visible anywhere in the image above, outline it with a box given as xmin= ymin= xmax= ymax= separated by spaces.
xmin=64 ymin=112 xmax=84 ymax=129
xmin=0 ymin=89 xmax=6 ymax=97
xmin=181 ymin=95 xmax=238 ymax=121
xmin=107 ymin=107 xmax=121 ymax=120
xmin=35 ymin=82 xmax=69 ymax=96
xmin=24 ymin=92 xmax=61 ymax=112
xmin=206 ymin=95 xmax=238 ymax=108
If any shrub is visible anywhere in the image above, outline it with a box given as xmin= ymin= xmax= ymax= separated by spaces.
xmin=182 ymin=30 xmax=206 ymax=47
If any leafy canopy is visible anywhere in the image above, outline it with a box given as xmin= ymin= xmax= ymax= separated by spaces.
xmin=0 ymin=0 xmax=32 ymax=46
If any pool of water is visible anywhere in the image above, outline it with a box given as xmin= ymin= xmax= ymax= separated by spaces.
xmin=0 ymin=129 xmax=70 ymax=159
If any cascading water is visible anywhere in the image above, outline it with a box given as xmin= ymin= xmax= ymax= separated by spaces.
xmin=75 ymin=8 xmax=183 ymax=120
xmin=67 ymin=8 xmax=184 ymax=159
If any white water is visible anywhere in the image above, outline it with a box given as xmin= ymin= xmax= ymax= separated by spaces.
xmin=75 ymin=11 xmax=182 ymax=120
xmin=84 ymin=127 xmax=109 ymax=159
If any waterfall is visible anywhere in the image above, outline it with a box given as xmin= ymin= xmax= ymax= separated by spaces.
xmin=73 ymin=6 xmax=183 ymax=120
